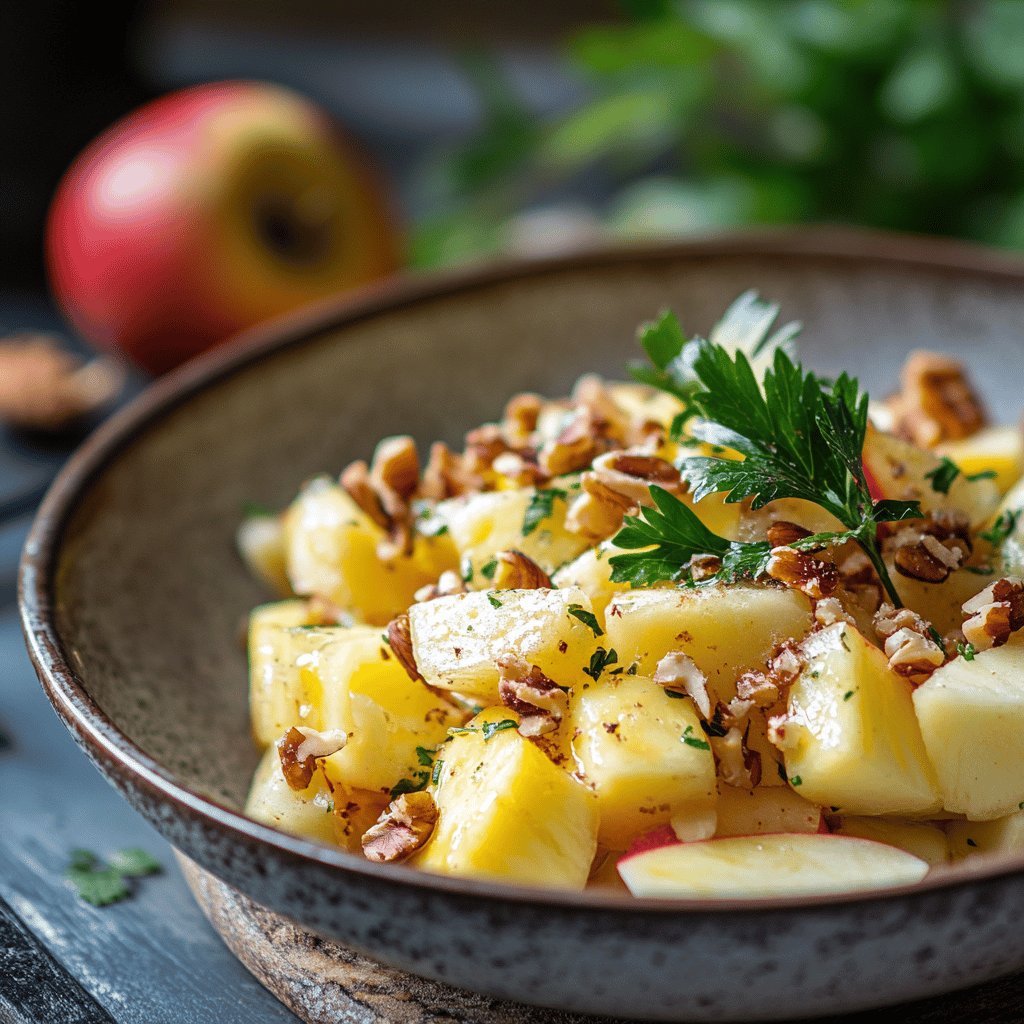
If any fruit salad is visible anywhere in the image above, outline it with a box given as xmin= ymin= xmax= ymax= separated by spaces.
xmin=239 ymin=292 xmax=1024 ymax=899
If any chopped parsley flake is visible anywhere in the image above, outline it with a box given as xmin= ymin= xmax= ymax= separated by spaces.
xmin=567 ymin=603 xmax=604 ymax=637
xmin=522 ymin=488 xmax=567 ymax=537
xmin=390 ymin=772 xmax=431 ymax=799
xmin=480 ymin=558 xmax=498 ymax=580
xmin=482 ymin=719 xmax=519 ymax=740
xmin=431 ymin=759 xmax=445 ymax=785
xmin=583 ymin=647 xmax=618 ymax=681
xmin=461 ymin=557 xmax=474 ymax=583
xmin=957 ymin=641 xmax=977 ymax=662
xmin=682 ymin=725 xmax=711 ymax=750
xmin=843 ymin=690 xmax=855 ymax=701
xmin=966 ymin=838 xmax=978 ymax=847
xmin=924 ymin=457 xmax=961 ymax=495
xmin=980 ymin=508 xmax=1020 ymax=549
xmin=790 ymin=775 xmax=803 ymax=787
xmin=487 ymin=594 xmax=503 ymax=609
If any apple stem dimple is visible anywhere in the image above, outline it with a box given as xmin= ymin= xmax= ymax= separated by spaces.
xmin=251 ymin=191 xmax=337 ymax=267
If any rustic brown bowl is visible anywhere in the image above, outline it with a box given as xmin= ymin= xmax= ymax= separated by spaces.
xmin=21 ymin=228 xmax=1024 ymax=1021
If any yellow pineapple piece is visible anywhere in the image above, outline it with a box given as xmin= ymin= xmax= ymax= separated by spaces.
xmin=947 ymin=809 xmax=1024 ymax=859
xmin=784 ymin=623 xmax=941 ymax=816
xmin=245 ymin=745 xmax=337 ymax=846
xmin=835 ymin=816 xmax=949 ymax=865
xmin=551 ymin=543 xmax=628 ymax=628
xmin=437 ymin=486 xmax=590 ymax=578
xmin=250 ymin=620 xmax=461 ymax=791
xmin=249 ymin=602 xmax=327 ymax=748
xmin=938 ymin=426 xmax=1024 ymax=495
xmin=414 ymin=709 xmax=598 ymax=888
xmin=284 ymin=477 xmax=456 ymax=625
xmin=863 ymin=426 xmax=999 ymax=528
xmin=570 ymin=674 xmax=716 ymax=850
xmin=408 ymin=586 xmax=598 ymax=703
xmin=604 ymin=584 xmax=813 ymax=702
xmin=912 ymin=635 xmax=1024 ymax=820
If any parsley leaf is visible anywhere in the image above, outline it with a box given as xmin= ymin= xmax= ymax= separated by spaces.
xmin=682 ymin=725 xmax=711 ymax=750
xmin=957 ymin=641 xmax=977 ymax=662
xmin=65 ymin=847 xmax=161 ymax=907
xmin=390 ymin=772 xmax=430 ymax=799
xmin=481 ymin=719 xmax=519 ymax=740
xmin=925 ymin=457 xmax=962 ymax=495
xmin=583 ymin=647 xmax=618 ymax=681
xmin=480 ymin=558 xmax=498 ymax=580
xmin=615 ymin=308 xmax=922 ymax=606
xmin=487 ymin=594 xmax=503 ymax=609
xmin=980 ymin=509 xmax=1020 ymax=549
xmin=522 ymin=488 xmax=567 ymax=536
xmin=567 ymin=603 xmax=604 ymax=637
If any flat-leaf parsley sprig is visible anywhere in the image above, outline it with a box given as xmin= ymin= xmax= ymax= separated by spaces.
xmin=610 ymin=308 xmax=922 ymax=607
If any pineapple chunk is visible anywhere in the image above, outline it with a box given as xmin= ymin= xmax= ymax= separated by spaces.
xmin=437 ymin=487 xmax=590 ymax=578
xmin=408 ymin=586 xmax=597 ymax=703
xmin=250 ymin=621 xmax=461 ymax=791
xmin=938 ymin=426 xmax=1024 ymax=495
xmin=245 ymin=745 xmax=338 ymax=846
xmin=947 ymin=809 xmax=1024 ymax=859
xmin=249 ymin=602 xmax=326 ymax=747
xmin=784 ymin=624 xmax=941 ymax=815
xmin=284 ymin=477 xmax=456 ymax=625
xmin=245 ymin=746 xmax=388 ymax=852
xmin=570 ymin=674 xmax=716 ymax=850
xmin=415 ymin=709 xmax=598 ymax=888
xmin=912 ymin=636 xmax=1024 ymax=820
xmin=863 ymin=426 xmax=999 ymax=527
xmin=551 ymin=543 xmax=627 ymax=627
xmin=604 ymin=584 xmax=813 ymax=702
xmin=715 ymin=786 xmax=823 ymax=837
xmin=835 ymin=816 xmax=949 ymax=865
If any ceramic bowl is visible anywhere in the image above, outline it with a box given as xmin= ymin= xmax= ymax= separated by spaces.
xmin=21 ymin=228 xmax=1024 ymax=1021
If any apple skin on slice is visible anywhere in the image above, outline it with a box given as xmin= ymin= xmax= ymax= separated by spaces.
xmin=617 ymin=833 xmax=929 ymax=900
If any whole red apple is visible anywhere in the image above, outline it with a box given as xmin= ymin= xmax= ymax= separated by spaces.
xmin=46 ymin=81 xmax=402 ymax=374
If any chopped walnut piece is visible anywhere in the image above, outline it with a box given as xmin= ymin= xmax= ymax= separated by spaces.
xmin=339 ymin=459 xmax=389 ymax=530
xmin=814 ymin=596 xmax=855 ymax=627
xmin=371 ymin=436 xmax=420 ymax=501
xmin=887 ymin=350 xmax=987 ymax=447
xmin=419 ymin=442 xmax=483 ymax=500
xmin=496 ymin=655 xmax=568 ymax=735
xmin=361 ymin=791 xmax=438 ymax=863
xmin=340 ymin=457 xmax=414 ymax=559
xmin=711 ymin=727 xmax=757 ymax=789
xmin=873 ymin=602 xmax=932 ymax=641
xmin=491 ymin=450 xmax=548 ymax=487
xmin=565 ymin=475 xmax=635 ymax=540
xmin=414 ymin=569 xmax=467 ymax=603
xmin=277 ymin=726 xmax=347 ymax=791
xmin=890 ymin=522 xmax=966 ymax=583
xmin=735 ymin=670 xmax=780 ymax=709
xmin=653 ymin=651 xmax=711 ymax=718
xmin=0 ymin=333 xmax=124 ymax=432
xmin=502 ymin=392 xmax=543 ymax=442
xmin=765 ymin=546 xmax=839 ymax=599
xmin=537 ymin=407 xmax=611 ymax=476
xmin=688 ymin=554 xmax=724 ymax=581
xmin=884 ymin=627 xmax=946 ymax=679
xmin=491 ymin=549 xmax=552 ymax=590
xmin=463 ymin=423 xmax=511 ymax=474
xmin=766 ymin=520 xmax=813 ymax=550
xmin=589 ymin=450 xmax=683 ymax=507
xmin=961 ymin=578 xmax=1024 ymax=650
xmin=386 ymin=613 xmax=422 ymax=681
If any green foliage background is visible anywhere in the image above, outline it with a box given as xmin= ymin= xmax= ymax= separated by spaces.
xmin=413 ymin=1 xmax=1024 ymax=266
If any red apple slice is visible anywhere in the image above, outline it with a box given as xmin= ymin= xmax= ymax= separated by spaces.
xmin=617 ymin=833 xmax=929 ymax=899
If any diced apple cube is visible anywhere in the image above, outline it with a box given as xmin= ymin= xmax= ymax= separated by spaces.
xmin=605 ymin=584 xmax=813 ymax=701
xmin=414 ymin=709 xmax=598 ymax=888
xmin=617 ymin=833 xmax=929 ymax=899
xmin=408 ymin=586 xmax=597 ymax=703
xmin=834 ymin=817 xmax=949 ymax=865
xmin=784 ymin=624 xmax=941 ymax=815
xmin=913 ymin=637 xmax=1024 ymax=820
xmin=715 ymin=786 xmax=823 ymax=837
xmin=893 ymin=568 xmax=992 ymax=637
xmin=570 ymin=674 xmax=716 ymax=850
xmin=947 ymin=809 xmax=1024 ymax=859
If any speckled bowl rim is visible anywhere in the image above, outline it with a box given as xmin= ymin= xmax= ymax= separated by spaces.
xmin=20 ymin=225 xmax=1024 ymax=918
